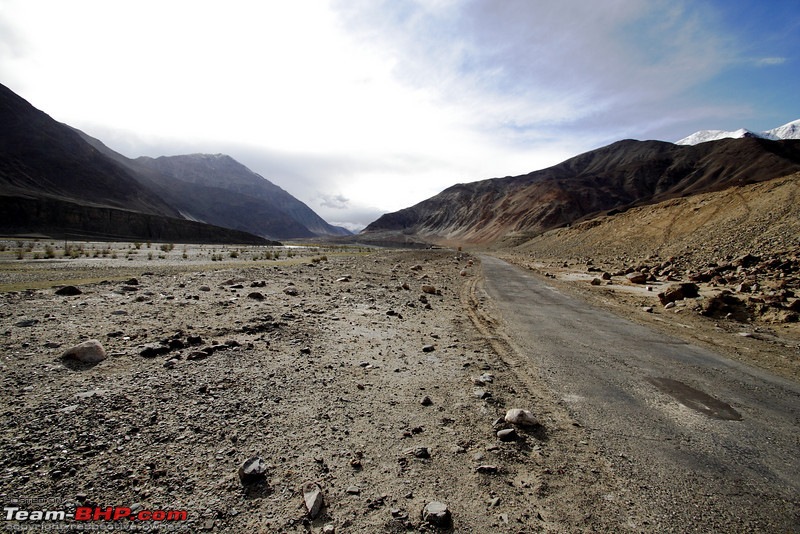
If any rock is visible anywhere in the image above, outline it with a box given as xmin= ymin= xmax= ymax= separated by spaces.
xmin=657 ymin=283 xmax=700 ymax=305
xmin=601 ymin=272 xmax=612 ymax=280
xmin=590 ymin=278 xmax=602 ymax=286
xmin=199 ymin=285 xmax=211 ymax=292
xmin=405 ymin=446 xmax=431 ymax=459
xmin=421 ymin=285 xmax=437 ymax=295
xmin=488 ymin=497 xmax=501 ymax=507
xmin=346 ymin=485 xmax=361 ymax=495
xmin=124 ymin=278 xmax=139 ymax=286
xmin=61 ymin=340 xmax=107 ymax=363
xmin=247 ymin=292 xmax=265 ymax=300
xmin=420 ymin=395 xmax=433 ymax=406
xmin=336 ymin=276 xmax=351 ymax=282
xmin=55 ymin=285 xmax=82 ymax=296
xmin=422 ymin=344 xmax=435 ymax=353
xmin=702 ymin=291 xmax=748 ymax=321
xmin=14 ymin=319 xmax=38 ymax=327
xmin=302 ymin=482 xmax=324 ymax=519
xmin=283 ymin=286 xmax=298 ymax=296
xmin=323 ymin=525 xmax=335 ymax=534
xmin=475 ymin=465 xmax=499 ymax=474
xmin=626 ymin=272 xmax=648 ymax=284
xmin=237 ymin=457 xmax=267 ymax=485
xmin=300 ymin=346 xmax=312 ymax=355
xmin=642 ymin=306 xmax=654 ymax=313
xmin=504 ymin=408 xmax=539 ymax=427
xmin=139 ymin=343 xmax=170 ymax=358
xmin=497 ymin=428 xmax=518 ymax=442
xmin=421 ymin=501 xmax=452 ymax=528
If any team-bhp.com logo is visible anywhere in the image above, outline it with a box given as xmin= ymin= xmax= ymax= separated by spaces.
xmin=4 ymin=505 xmax=188 ymax=523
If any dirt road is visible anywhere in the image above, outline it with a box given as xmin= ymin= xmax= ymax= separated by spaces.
xmin=476 ymin=255 xmax=800 ymax=532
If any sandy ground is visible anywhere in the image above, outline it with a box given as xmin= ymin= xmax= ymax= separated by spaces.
xmin=0 ymin=242 xmax=654 ymax=533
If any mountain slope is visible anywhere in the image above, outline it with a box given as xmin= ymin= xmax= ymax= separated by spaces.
xmin=78 ymin=134 xmax=351 ymax=240
xmin=0 ymin=83 xmax=270 ymax=244
xmin=363 ymin=137 xmax=800 ymax=244
xmin=677 ymin=118 xmax=800 ymax=145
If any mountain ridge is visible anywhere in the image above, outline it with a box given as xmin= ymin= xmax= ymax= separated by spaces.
xmin=677 ymin=118 xmax=800 ymax=145
xmin=363 ymin=136 xmax=800 ymax=245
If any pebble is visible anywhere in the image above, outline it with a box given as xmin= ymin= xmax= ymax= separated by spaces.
xmin=237 ymin=457 xmax=267 ymax=485
xmin=422 ymin=501 xmax=451 ymax=527
xmin=420 ymin=395 xmax=433 ymax=406
xmin=283 ymin=286 xmax=299 ymax=296
xmin=61 ymin=340 xmax=107 ymax=364
xmin=302 ymin=482 xmax=324 ymax=519
xmin=422 ymin=345 xmax=435 ymax=353
xmin=55 ymin=285 xmax=82 ymax=296
xmin=497 ymin=428 xmax=518 ymax=442
xmin=504 ymin=408 xmax=539 ymax=427
xmin=421 ymin=285 xmax=437 ymax=295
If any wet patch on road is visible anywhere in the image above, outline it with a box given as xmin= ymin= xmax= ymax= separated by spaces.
xmin=646 ymin=377 xmax=743 ymax=421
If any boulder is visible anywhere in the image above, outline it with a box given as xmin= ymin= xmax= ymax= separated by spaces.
xmin=626 ymin=272 xmax=648 ymax=284
xmin=657 ymin=283 xmax=699 ymax=306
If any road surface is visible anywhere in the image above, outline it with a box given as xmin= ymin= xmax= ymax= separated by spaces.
xmin=479 ymin=255 xmax=800 ymax=532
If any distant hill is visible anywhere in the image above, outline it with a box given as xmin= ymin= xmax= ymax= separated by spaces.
xmin=363 ymin=137 xmax=800 ymax=245
xmin=0 ymin=82 xmax=349 ymax=242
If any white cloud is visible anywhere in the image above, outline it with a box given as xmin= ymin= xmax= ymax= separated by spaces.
xmin=755 ymin=57 xmax=787 ymax=66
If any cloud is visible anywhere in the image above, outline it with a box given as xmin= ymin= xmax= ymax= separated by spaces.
xmin=318 ymin=194 xmax=350 ymax=210
xmin=755 ymin=57 xmax=787 ymax=66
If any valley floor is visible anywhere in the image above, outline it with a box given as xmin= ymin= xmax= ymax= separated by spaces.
xmin=0 ymin=243 xmax=797 ymax=532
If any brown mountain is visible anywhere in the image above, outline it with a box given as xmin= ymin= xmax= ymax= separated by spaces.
xmin=363 ymin=137 xmax=800 ymax=244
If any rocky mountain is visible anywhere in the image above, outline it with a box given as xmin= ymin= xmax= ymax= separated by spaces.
xmin=677 ymin=118 xmax=800 ymax=145
xmin=363 ymin=137 xmax=800 ymax=245
xmin=80 ymin=141 xmax=351 ymax=240
xmin=0 ymin=82 xmax=348 ymax=242
xmin=0 ymin=83 xmax=271 ymax=244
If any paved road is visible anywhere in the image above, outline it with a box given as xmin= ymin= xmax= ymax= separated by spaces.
xmin=479 ymin=255 xmax=800 ymax=532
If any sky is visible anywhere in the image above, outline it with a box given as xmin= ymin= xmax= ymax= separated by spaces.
xmin=1 ymin=0 xmax=799 ymax=231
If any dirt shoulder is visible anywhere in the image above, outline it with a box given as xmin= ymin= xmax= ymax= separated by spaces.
xmin=0 ymin=245 xmax=647 ymax=532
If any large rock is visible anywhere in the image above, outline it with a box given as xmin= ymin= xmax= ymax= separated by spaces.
xmin=626 ymin=272 xmax=648 ymax=284
xmin=658 ymin=283 xmax=699 ymax=306
xmin=61 ymin=340 xmax=107 ymax=363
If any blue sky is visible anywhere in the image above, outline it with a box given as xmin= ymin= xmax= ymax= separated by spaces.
xmin=1 ymin=0 xmax=798 ymax=229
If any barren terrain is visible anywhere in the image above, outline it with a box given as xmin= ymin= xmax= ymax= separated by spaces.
xmin=1 ymin=230 xmax=797 ymax=532
xmin=1 ymin=242 xmax=644 ymax=533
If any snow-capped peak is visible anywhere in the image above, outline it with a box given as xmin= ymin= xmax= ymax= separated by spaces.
xmin=676 ymin=119 xmax=800 ymax=145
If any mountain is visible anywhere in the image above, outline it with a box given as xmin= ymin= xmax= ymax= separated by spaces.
xmin=0 ymin=83 xmax=270 ymax=244
xmin=0 ymin=82 xmax=348 ymax=242
xmin=363 ymin=137 xmax=800 ymax=245
xmin=76 ymin=133 xmax=351 ymax=241
xmin=677 ymin=119 xmax=800 ymax=145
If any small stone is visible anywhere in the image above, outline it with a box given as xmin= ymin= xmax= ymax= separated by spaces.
xmin=300 ymin=346 xmax=312 ymax=355
xmin=488 ymin=497 xmax=501 ymax=507
xmin=422 ymin=345 xmax=435 ymax=353
xmin=590 ymin=278 xmax=602 ymax=286
xmin=124 ymin=278 xmax=139 ymax=286
xmin=323 ymin=525 xmax=335 ymax=534
xmin=55 ymin=285 xmax=82 ymax=296
xmin=421 ymin=285 xmax=437 ymax=295
xmin=346 ymin=485 xmax=361 ymax=495
xmin=422 ymin=501 xmax=451 ymax=528
xmin=473 ymin=389 xmax=491 ymax=399
xmin=303 ymin=482 xmax=324 ymax=519
xmin=504 ymin=408 xmax=539 ymax=427
xmin=199 ymin=285 xmax=211 ymax=292
xmin=475 ymin=465 xmax=499 ymax=474
xmin=642 ymin=306 xmax=654 ymax=313
xmin=405 ymin=446 xmax=431 ymax=459
xmin=420 ymin=395 xmax=433 ymax=406
xmin=237 ymin=457 xmax=267 ymax=485
xmin=497 ymin=428 xmax=518 ymax=442
xmin=61 ymin=340 xmax=107 ymax=364
xmin=247 ymin=292 xmax=265 ymax=300
xmin=283 ymin=286 xmax=299 ymax=296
